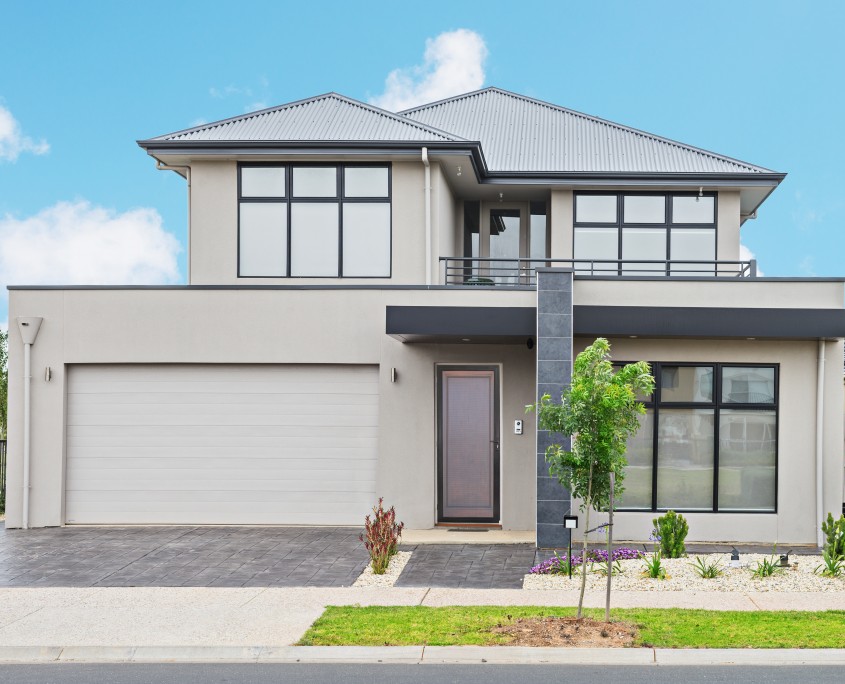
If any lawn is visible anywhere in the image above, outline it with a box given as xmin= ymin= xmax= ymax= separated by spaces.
xmin=299 ymin=606 xmax=845 ymax=649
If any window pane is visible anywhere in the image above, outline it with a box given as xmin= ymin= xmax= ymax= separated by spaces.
xmin=575 ymin=195 xmax=616 ymax=223
xmin=529 ymin=210 xmax=547 ymax=260
xmin=344 ymin=167 xmax=388 ymax=197
xmin=624 ymin=196 xmax=665 ymax=224
xmin=670 ymin=228 xmax=715 ymax=275
xmin=574 ymin=227 xmax=618 ymax=274
xmin=657 ymin=409 xmax=714 ymax=510
xmin=342 ymin=203 xmax=390 ymax=276
xmin=489 ymin=209 xmax=521 ymax=285
xmin=718 ymin=410 xmax=776 ymax=511
xmin=722 ymin=367 xmax=776 ymax=404
xmin=241 ymin=167 xmax=285 ymax=198
xmin=290 ymin=203 xmax=339 ymax=276
xmin=292 ymin=167 xmax=337 ymax=197
xmin=621 ymin=227 xmax=666 ymax=274
xmin=239 ymin=203 xmax=286 ymax=276
xmin=660 ymin=366 xmax=713 ymax=403
xmin=619 ymin=411 xmax=654 ymax=510
xmin=673 ymin=196 xmax=714 ymax=224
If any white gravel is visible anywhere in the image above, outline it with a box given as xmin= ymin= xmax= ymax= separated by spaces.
xmin=523 ymin=554 xmax=845 ymax=592
xmin=353 ymin=551 xmax=412 ymax=588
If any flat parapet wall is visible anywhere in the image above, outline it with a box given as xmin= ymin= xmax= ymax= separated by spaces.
xmin=574 ymin=277 xmax=845 ymax=310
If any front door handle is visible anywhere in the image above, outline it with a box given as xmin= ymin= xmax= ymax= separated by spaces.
xmin=490 ymin=440 xmax=499 ymax=451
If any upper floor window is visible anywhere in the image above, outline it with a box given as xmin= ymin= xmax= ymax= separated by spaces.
xmin=238 ymin=163 xmax=391 ymax=278
xmin=573 ymin=192 xmax=716 ymax=276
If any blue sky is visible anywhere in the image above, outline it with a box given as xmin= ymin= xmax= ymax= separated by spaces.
xmin=1 ymin=0 xmax=843 ymax=326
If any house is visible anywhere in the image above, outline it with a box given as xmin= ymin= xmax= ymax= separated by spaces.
xmin=5 ymin=88 xmax=845 ymax=547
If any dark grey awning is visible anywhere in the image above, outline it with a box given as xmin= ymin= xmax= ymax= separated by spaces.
xmin=386 ymin=305 xmax=845 ymax=343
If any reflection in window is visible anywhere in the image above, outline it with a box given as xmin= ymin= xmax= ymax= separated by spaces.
xmin=718 ymin=410 xmax=776 ymax=511
xmin=722 ymin=367 xmax=776 ymax=404
xmin=656 ymin=409 xmax=715 ymax=511
xmin=575 ymin=195 xmax=617 ymax=223
xmin=618 ymin=411 xmax=654 ymax=510
xmin=660 ymin=366 xmax=713 ymax=403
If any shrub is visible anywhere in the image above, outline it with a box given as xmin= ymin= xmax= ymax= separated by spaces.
xmin=821 ymin=512 xmax=845 ymax=558
xmin=690 ymin=556 xmax=723 ymax=579
xmin=652 ymin=511 xmax=689 ymax=558
xmin=815 ymin=549 xmax=845 ymax=578
xmin=642 ymin=551 xmax=666 ymax=579
xmin=359 ymin=498 xmax=404 ymax=575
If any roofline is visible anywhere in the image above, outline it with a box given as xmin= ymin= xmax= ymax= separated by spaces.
xmin=400 ymin=86 xmax=780 ymax=175
xmin=143 ymin=91 xmax=466 ymax=144
xmin=139 ymin=139 xmax=785 ymax=187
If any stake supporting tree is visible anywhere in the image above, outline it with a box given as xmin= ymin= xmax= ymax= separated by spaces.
xmin=529 ymin=337 xmax=654 ymax=620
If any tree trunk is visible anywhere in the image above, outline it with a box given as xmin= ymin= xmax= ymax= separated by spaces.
xmin=605 ymin=471 xmax=615 ymax=623
xmin=576 ymin=460 xmax=594 ymax=619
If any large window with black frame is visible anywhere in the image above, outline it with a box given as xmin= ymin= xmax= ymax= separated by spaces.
xmin=238 ymin=163 xmax=392 ymax=278
xmin=617 ymin=363 xmax=778 ymax=513
xmin=573 ymin=192 xmax=716 ymax=276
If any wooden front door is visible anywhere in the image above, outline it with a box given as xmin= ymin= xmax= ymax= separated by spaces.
xmin=437 ymin=367 xmax=500 ymax=522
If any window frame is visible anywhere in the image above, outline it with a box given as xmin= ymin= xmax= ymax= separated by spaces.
xmin=616 ymin=361 xmax=778 ymax=514
xmin=237 ymin=162 xmax=392 ymax=278
xmin=573 ymin=191 xmax=718 ymax=276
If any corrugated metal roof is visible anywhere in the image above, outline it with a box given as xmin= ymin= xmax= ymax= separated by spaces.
xmin=400 ymin=87 xmax=775 ymax=174
xmin=151 ymin=93 xmax=464 ymax=143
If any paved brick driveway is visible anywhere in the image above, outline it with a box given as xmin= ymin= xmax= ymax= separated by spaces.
xmin=0 ymin=524 xmax=369 ymax=587
xmin=395 ymin=544 xmax=538 ymax=588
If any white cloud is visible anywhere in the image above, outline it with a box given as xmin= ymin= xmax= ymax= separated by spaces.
xmin=0 ymin=105 xmax=49 ymax=162
xmin=0 ymin=201 xmax=181 ymax=288
xmin=244 ymin=101 xmax=268 ymax=113
xmin=209 ymin=85 xmax=252 ymax=99
xmin=370 ymin=29 xmax=488 ymax=111
xmin=739 ymin=243 xmax=764 ymax=276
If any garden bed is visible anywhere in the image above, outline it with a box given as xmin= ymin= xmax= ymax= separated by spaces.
xmin=353 ymin=551 xmax=412 ymax=587
xmin=524 ymin=553 xmax=845 ymax=592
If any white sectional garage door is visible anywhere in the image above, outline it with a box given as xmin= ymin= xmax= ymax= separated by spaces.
xmin=66 ymin=364 xmax=379 ymax=525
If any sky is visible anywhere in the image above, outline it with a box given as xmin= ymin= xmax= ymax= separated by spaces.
xmin=1 ymin=0 xmax=844 ymax=328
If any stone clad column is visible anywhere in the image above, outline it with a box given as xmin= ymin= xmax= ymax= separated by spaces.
xmin=535 ymin=268 xmax=573 ymax=548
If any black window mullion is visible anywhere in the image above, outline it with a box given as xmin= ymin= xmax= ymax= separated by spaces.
xmin=651 ymin=362 xmax=660 ymax=512
xmin=337 ymin=166 xmax=343 ymax=277
xmin=713 ymin=366 xmax=721 ymax=512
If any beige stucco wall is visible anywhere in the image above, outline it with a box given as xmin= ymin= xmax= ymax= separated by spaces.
xmin=716 ymin=191 xmax=741 ymax=262
xmin=550 ymin=189 xmax=574 ymax=260
xmin=574 ymin=277 xmax=844 ymax=309
xmin=570 ymin=337 xmax=845 ymax=545
xmin=189 ymin=160 xmax=429 ymax=286
xmin=5 ymin=287 xmax=536 ymax=530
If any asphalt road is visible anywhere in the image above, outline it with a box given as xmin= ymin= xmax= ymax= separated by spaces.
xmin=1 ymin=664 xmax=844 ymax=684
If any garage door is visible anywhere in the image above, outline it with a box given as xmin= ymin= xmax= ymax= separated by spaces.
xmin=66 ymin=364 xmax=379 ymax=525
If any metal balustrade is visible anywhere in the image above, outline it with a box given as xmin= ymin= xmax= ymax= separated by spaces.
xmin=439 ymin=257 xmax=757 ymax=287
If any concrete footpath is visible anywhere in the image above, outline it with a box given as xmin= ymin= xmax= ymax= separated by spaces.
xmin=1 ymin=587 xmax=844 ymax=664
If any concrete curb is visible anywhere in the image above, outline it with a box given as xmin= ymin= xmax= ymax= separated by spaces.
xmin=2 ymin=645 xmax=845 ymax=665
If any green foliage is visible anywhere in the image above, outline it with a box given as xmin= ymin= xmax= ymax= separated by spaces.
xmin=0 ymin=328 xmax=7 ymax=440
xmin=642 ymin=551 xmax=666 ymax=579
xmin=529 ymin=338 xmax=654 ymax=513
xmin=652 ymin=511 xmax=689 ymax=558
xmin=593 ymin=559 xmax=623 ymax=577
xmin=690 ymin=556 xmax=723 ymax=579
xmin=751 ymin=547 xmax=783 ymax=579
xmin=821 ymin=512 xmax=845 ymax=558
xmin=815 ymin=549 xmax=845 ymax=578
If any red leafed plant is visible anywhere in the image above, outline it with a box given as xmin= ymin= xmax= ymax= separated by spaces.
xmin=359 ymin=498 xmax=404 ymax=574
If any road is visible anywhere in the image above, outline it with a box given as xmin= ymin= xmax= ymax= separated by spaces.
xmin=1 ymin=664 xmax=843 ymax=684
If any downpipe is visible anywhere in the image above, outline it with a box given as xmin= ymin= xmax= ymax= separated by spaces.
xmin=816 ymin=338 xmax=825 ymax=548
xmin=422 ymin=147 xmax=431 ymax=286
xmin=16 ymin=317 xmax=43 ymax=530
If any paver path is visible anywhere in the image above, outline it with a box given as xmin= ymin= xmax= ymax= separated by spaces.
xmin=395 ymin=544 xmax=537 ymax=588
xmin=0 ymin=525 xmax=368 ymax=587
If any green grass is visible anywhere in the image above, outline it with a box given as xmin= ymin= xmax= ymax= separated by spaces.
xmin=299 ymin=606 xmax=845 ymax=649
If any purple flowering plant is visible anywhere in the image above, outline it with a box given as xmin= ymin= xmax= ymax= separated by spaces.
xmin=530 ymin=547 xmax=643 ymax=575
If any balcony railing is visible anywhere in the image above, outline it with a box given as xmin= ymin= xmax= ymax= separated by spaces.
xmin=439 ymin=257 xmax=757 ymax=287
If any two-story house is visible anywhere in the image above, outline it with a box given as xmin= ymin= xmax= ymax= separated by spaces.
xmin=6 ymin=88 xmax=845 ymax=547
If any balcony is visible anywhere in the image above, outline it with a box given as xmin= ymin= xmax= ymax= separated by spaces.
xmin=439 ymin=257 xmax=758 ymax=287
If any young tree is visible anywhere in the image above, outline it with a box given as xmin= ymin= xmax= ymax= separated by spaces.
xmin=530 ymin=338 xmax=653 ymax=620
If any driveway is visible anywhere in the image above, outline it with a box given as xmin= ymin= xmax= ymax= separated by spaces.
xmin=0 ymin=524 xmax=369 ymax=587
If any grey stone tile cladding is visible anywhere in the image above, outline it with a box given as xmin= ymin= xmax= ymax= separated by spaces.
xmin=535 ymin=269 xmax=573 ymax=549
